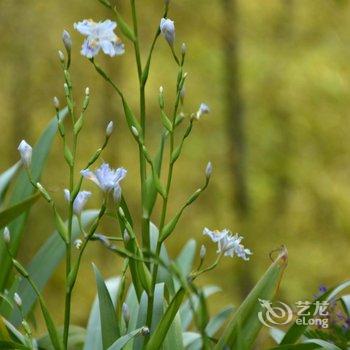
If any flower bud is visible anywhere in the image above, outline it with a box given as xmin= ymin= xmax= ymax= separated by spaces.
xmin=200 ymin=244 xmax=206 ymax=259
xmin=205 ymin=162 xmax=213 ymax=179
xmin=164 ymin=0 xmax=170 ymax=5
xmin=160 ymin=18 xmax=175 ymax=46
xmin=123 ymin=230 xmax=130 ymax=243
xmin=36 ymin=183 xmax=51 ymax=202
xmin=181 ymin=43 xmax=187 ymax=55
xmin=58 ymin=50 xmax=65 ymax=63
xmin=14 ymin=292 xmax=22 ymax=307
xmin=21 ymin=320 xmax=31 ymax=336
xmin=122 ymin=302 xmax=130 ymax=325
xmin=106 ymin=121 xmax=114 ymax=137
xmin=85 ymin=87 xmax=90 ymax=96
xmin=180 ymin=87 xmax=186 ymax=101
xmin=64 ymin=83 xmax=69 ymax=96
xmin=119 ymin=207 xmax=125 ymax=217
xmin=158 ymin=86 xmax=165 ymax=110
xmin=73 ymin=191 xmax=91 ymax=215
xmin=53 ymin=97 xmax=60 ymax=109
xmin=131 ymin=126 xmax=139 ymax=137
xmin=195 ymin=103 xmax=210 ymax=120
xmin=74 ymin=239 xmax=83 ymax=250
xmin=62 ymin=30 xmax=72 ymax=53
xmin=141 ymin=326 xmax=150 ymax=336
xmin=113 ymin=185 xmax=122 ymax=202
xmin=63 ymin=189 xmax=71 ymax=202
xmin=18 ymin=140 xmax=32 ymax=168
xmin=3 ymin=227 xmax=10 ymax=244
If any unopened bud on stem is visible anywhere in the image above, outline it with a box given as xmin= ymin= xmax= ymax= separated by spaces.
xmin=200 ymin=244 xmax=206 ymax=259
xmin=181 ymin=43 xmax=187 ymax=55
xmin=13 ymin=293 xmax=22 ymax=307
xmin=205 ymin=162 xmax=213 ymax=179
xmin=106 ymin=121 xmax=114 ymax=137
xmin=122 ymin=303 xmax=130 ymax=325
xmin=123 ymin=230 xmax=130 ymax=243
xmin=3 ymin=227 xmax=10 ymax=244
xmin=160 ymin=18 xmax=175 ymax=46
xmin=58 ymin=50 xmax=65 ymax=63
xmin=74 ymin=239 xmax=83 ymax=250
xmin=53 ymin=97 xmax=60 ymax=109
xmin=131 ymin=126 xmax=139 ymax=137
xmin=62 ymin=30 xmax=72 ymax=53
xmin=141 ymin=326 xmax=150 ymax=336
xmin=18 ymin=140 xmax=32 ymax=168
xmin=159 ymin=86 xmax=165 ymax=109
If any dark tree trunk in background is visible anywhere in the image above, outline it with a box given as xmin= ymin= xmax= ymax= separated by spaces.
xmin=272 ymin=0 xmax=294 ymax=214
xmin=222 ymin=0 xmax=249 ymax=218
xmin=222 ymin=0 xmax=253 ymax=298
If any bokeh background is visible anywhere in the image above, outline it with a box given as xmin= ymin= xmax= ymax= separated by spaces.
xmin=1 ymin=0 xmax=350 ymax=347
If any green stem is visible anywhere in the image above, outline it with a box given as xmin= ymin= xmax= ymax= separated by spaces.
xmin=63 ymin=72 xmax=78 ymax=349
xmin=129 ymin=0 xmax=149 ymax=256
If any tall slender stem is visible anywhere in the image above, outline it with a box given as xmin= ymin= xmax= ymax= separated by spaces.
xmin=63 ymin=79 xmax=78 ymax=349
xmin=146 ymin=64 xmax=184 ymax=332
xmin=130 ymin=0 xmax=149 ymax=253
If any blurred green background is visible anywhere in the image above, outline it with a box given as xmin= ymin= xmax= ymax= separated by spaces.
xmin=1 ymin=0 xmax=350 ymax=347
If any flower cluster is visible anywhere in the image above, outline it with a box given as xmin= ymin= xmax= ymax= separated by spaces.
xmin=203 ymin=228 xmax=252 ymax=260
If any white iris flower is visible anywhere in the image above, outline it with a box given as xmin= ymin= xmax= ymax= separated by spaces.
xmin=74 ymin=19 xmax=125 ymax=58
xmin=203 ymin=227 xmax=252 ymax=260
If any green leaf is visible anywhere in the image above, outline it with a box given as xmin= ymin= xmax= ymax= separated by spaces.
xmin=38 ymin=296 xmax=63 ymax=350
xmin=0 ymin=341 xmax=29 ymax=349
xmin=151 ymin=283 xmax=165 ymax=333
xmin=271 ymin=344 xmax=320 ymax=350
xmin=214 ymin=247 xmax=288 ymax=350
xmin=340 ymin=294 xmax=350 ymax=317
xmin=6 ymin=210 xmax=98 ymax=324
xmin=37 ymin=325 xmax=86 ymax=350
xmin=174 ymin=239 xmax=196 ymax=291
xmin=84 ymin=277 xmax=121 ymax=350
xmin=108 ymin=328 xmax=144 ymax=350
xmin=206 ymin=305 xmax=234 ymax=336
xmin=163 ymin=310 xmax=184 ymax=350
xmin=280 ymin=280 xmax=350 ymax=345
xmin=145 ymin=288 xmax=186 ymax=350
xmin=180 ymin=285 xmax=221 ymax=331
xmin=93 ymin=265 xmax=120 ymax=349
xmin=303 ymin=339 xmax=342 ymax=349
xmin=0 ymin=192 xmax=40 ymax=230
xmin=124 ymin=284 xmax=139 ymax=334
xmin=133 ymin=291 xmax=148 ymax=350
xmin=183 ymin=332 xmax=201 ymax=348
xmin=0 ymin=162 xmax=20 ymax=204
xmin=0 ymin=108 xmax=68 ymax=291
xmin=149 ymin=224 xmax=175 ymax=296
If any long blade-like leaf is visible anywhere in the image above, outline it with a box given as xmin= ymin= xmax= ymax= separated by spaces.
xmin=108 ymin=328 xmax=144 ymax=350
xmin=145 ymin=288 xmax=186 ymax=350
xmin=6 ymin=210 xmax=98 ymax=324
xmin=0 ymin=162 xmax=20 ymax=204
xmin=93 ymin=264 xmax=120 ymax=349
xmin=214 ymin=247 xmax=288 ymax=350
xmin=0 ymin=108 xmax=68 ymax=291
xmin=0 ymin=193 xmax=40 ymax=229
xmin=84 ymin=277 xmax=121 ymax=350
